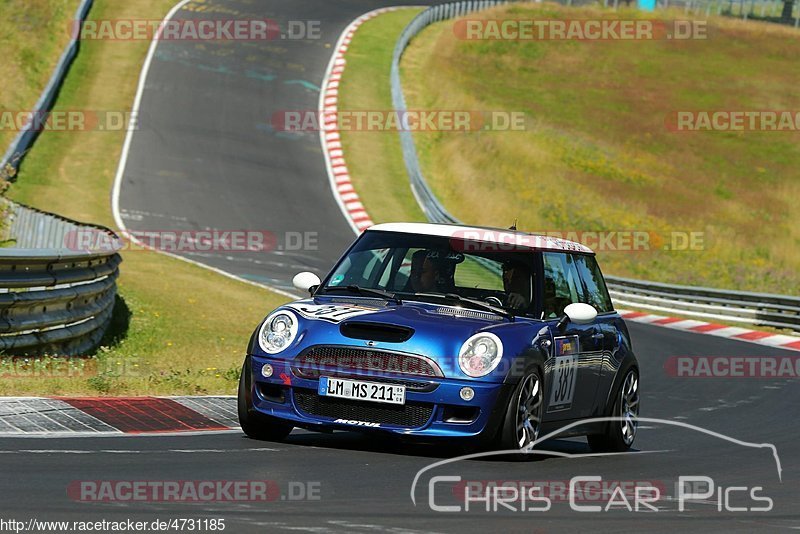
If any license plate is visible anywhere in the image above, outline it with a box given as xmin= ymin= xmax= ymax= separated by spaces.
xmin=318 ymin=376 xmax=405 ymax=405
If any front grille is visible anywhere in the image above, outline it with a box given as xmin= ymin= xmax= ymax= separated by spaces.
xmin=294 ymin=389 xmax=434 ymax=428
xmin=294 ymin=346 xmax=442 ymax=378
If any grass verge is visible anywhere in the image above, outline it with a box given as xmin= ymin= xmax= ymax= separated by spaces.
xmin=337 ymin=8 xmax=426 ymax=224
xmin=2 ymin=0 xmax=290 ymax=396
xmin=341 ymin=3 xmax=800 ymax=296
xmin=0 ymin=0 xmax=81 ymax=153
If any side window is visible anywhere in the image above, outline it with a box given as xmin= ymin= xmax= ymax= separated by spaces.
xmin=573 ymin=254 xmax=614 ymax=313
xmin=542 ymin=252 xmax=583 ymax=319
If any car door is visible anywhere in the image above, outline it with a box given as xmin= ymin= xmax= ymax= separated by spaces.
xmin=541 ymin=252 xmax=604 ymax=421
xmin=572 ymin=253 xmax=620 ymax=409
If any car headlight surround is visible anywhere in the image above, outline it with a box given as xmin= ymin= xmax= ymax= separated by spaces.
xmin=258 ymin=310 xmax=299 ymax=354
xmin=458 ymin=332 xmax=504 ymax=378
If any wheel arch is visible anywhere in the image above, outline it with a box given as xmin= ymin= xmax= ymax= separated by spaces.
xmin=599 ymin=351 xmax=640 ymax=418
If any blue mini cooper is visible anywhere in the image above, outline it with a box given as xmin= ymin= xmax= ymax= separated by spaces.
xmin=238 ymin=223 xmax=640 ymax=452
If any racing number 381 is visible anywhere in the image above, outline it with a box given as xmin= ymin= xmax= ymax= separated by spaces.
xmin=550 ymin=355 xmax=577 ymax=410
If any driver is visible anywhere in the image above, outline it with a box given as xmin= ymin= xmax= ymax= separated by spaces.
xmin=502 ymin=260 xmax=531 ymax=311
xmin=407 ymin=250 xmax=436 ymax=292
xmin=406 ymin=249 xmax=457 ymax=293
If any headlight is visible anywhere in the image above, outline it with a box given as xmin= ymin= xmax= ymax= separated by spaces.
xmin=458 ymin=332 xmax=503 ymax=378
xmin=258 ymin=310 xmax=299 ymax=354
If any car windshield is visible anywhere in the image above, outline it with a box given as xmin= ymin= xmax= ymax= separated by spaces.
xmin=319 ymin=231 xmax=537 ymax=316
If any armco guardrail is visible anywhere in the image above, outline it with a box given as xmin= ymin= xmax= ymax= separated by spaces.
xmin=0 ymin=198 xmax=121 ymax=356
xmin=0 ymin=0 xmax=119 ymax=355
xmin=391 ymin=2 xmax=477 ymax=225
xmin=605 ymin=277 xmax=800 ymax=331
xmin=1 ymin=0 xmax=94 ymax=180
xmin=390 ymin=0 xmax=800 ymax=332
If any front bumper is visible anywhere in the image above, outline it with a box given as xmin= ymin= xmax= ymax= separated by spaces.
xmin=249 ymin=354 xmax=512 ymax=441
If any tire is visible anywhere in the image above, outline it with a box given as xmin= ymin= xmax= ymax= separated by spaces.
xmin=237 ymin=359 xmax=293 ymax=442
xmin=588 ymin=367 xmax=640 ymax=453
xmin=496 ymin=368 xmax=544 ymax=454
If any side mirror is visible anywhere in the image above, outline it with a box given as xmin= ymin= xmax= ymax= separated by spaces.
xmin=556 ymin=302 xmax=598 ymax=329
xmin=292 ymin=272 xmax=321 ymax=295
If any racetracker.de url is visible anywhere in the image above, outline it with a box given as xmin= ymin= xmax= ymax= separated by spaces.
xmin=0 ymin=518 xmax=226 ymax=533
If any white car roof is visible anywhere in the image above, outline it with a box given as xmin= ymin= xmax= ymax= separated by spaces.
xmin=367 ymin=222 xmax=594 ymax=254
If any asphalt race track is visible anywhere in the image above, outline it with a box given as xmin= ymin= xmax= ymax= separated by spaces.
xmin=4 ymin=0 xmax=796 ymax=532
xmin=2 ymin=324 xmax=798 ymax=531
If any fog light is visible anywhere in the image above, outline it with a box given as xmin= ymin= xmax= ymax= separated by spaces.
xmin=261 ymin=363 xmax=274 ymax=378
xmin=460 ymin=387 xmax=475 ymax=401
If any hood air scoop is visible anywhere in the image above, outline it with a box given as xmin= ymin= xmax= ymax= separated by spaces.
xmin=339 ymin=321 xmax=414 ymax=343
